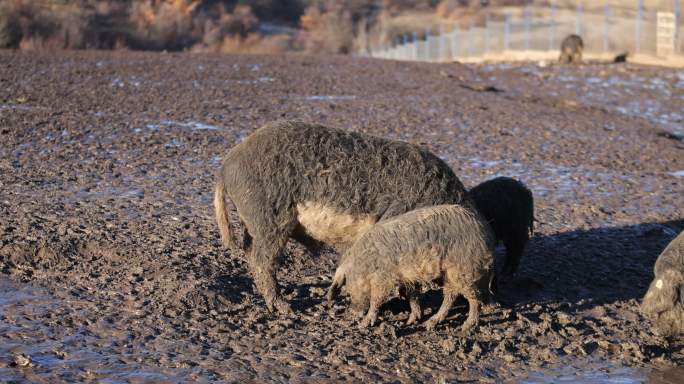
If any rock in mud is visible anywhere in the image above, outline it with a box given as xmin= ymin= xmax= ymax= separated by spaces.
xmin=12 ymin=353 xmax=32 ymax=367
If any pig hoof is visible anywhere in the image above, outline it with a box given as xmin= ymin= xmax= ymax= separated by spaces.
xmin=272 ymin=299 xmax=293 ymax=315
xmin=424 ymin=319 xmax=438 ymax=331
xmin=359 ymin=316 xmax=375 ymax=329
xmin=406 ymin=312 xmax=421 ymax=326
xmin=325 ymin=290 xmax=338 ymax=307
xmin=461 ymin=320 xmax=477 ymax=333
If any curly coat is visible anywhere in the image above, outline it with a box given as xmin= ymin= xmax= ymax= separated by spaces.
xmin=469 ymin=176 xmax=534 ymax=275
xmin=330 ymin=203 xmax=495 ymax=332
xmin=559 ymin=34 xmax=584 ymax=64
xmin=214 ymin=120 xmax=467 ymax=313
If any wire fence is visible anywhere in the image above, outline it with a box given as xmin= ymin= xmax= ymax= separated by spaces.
xmin=364 ymin=1 xmax=684 ymax=65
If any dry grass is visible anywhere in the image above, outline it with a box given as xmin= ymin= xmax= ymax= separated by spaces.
xmin=0 ymin=0 xmax=99 ymax=50
xmin=299 ymin=4 xmax=354 ymax=54
xmin=0 ymin=0 xmax=296 ymax=53
xmin=127 ymin=0 xmax=200 ymax=50
xmin=192 ymin=32 xmax=291 ymax=54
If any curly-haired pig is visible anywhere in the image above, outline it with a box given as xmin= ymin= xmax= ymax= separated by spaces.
xmin=214 ymin=120 xmax=468 ymax=313
xmin=329 ymin=202 xmax=495 ymax=332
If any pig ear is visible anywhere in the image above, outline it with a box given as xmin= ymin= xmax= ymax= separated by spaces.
xmin=643 ymin=276 xmax=676 ymax=314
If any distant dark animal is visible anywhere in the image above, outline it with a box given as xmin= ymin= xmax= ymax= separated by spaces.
xmin=214 ymin=120 xmax=468 ymax=314
xmin=642 ymin=230 xmax=684 ymax=336
xmin=469 ymin=177 xmax=534 ymax=276
xmin=559 ymin=34 xmax=584 ymax=64
xmin=613 ymin=52 xmax=628 ymax=63
xmin=329 ymin=203 xmax=495 ymax=332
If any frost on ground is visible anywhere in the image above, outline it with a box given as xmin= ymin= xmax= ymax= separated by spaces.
xmin=0 ymin=52 xmax=682 ymax=382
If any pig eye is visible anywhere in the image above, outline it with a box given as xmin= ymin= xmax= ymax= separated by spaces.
xmin=656 ymin=279 xmax=663 ymax=289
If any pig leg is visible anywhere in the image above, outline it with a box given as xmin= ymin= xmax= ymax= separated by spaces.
xmin=326 ymin=265 xmax=347 ymax=305
xmin=400 ymin=285 xmax=422 ymax=325
xmin=359 ymin=278 xmax=391 ymax=328
xmin=248 ymin=236 xmax=291 ymax=314
xmin=424 ymin=291 xmax=456 ymax=331
xmin=502 ymin=237 xmax=526 ymax=275
xmin=460 ymin=291 xmax=481 ymax=332
xmin=238 ymin=202 xmax=297 ymax=315
xmin=424 ymin=266 xmax=463 ymax=330
xmin=359 ymin=301 xmax=380 ymax=329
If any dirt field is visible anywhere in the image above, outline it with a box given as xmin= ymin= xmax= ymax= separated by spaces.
xmin=0 ymin=51 xmax=683 ymax=382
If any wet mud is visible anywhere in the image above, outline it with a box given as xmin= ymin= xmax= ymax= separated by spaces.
xmin=1 ymin=51 xmax=683 ymax=381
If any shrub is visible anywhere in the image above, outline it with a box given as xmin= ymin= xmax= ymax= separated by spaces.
xmin=299 ymin=3 xmax=354 ymax=54
xmin=128 ymin=0 xmax=201 ymax=50
xmin=0 ymin=1 xmax=22 ymax=48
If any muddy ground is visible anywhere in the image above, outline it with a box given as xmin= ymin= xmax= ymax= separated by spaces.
xmin=0 ymin=51 xmax=683 ymax=382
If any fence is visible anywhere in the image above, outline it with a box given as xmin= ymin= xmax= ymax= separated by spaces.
xmin=364 ymin=1 xmax=684 ymax=65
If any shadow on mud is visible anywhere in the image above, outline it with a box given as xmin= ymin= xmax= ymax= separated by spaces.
xmin=508 ymin=219 xmax=684 ymax=305
xmin=210 ymin=219 xmax=683 ymax=326
xmin=209 ymin=274 xmax=256 ymax=304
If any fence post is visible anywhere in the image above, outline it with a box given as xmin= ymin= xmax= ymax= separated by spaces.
xmin=485 ymin=13 xmax=491 ymax=54
xmin=413 ymin=32 xmax=419 ymax=61
xmin=504 ymin=13 xmax=511 ymax=51
xmin=436 ymin=25 xmax=441 ymax=61
xmin=576 ymin=2 xmax=583 ymax=36
xmin=524 ymin=5 xmax=531 ymax=50
xmin=425 ymin=27 xmax=431 ymax=61
xmin=398 ymin=35 xmax=403 ymax=60
xmin=550 ymin=0 xmax=557 ymax=50
xmin=603 ymin=2 xmax=610 ymax=52
xmin=469 ymin=19 xmax=475 ymax=57
xmin=675 ymin=0 xmax=681 ymax=54
xmin=636 ymin=0 xmax=642 ymax=53
xmin=438 ymin=24 xmax=444 ymax=61
xmin=402 ymin=34 xmax=408 ymax=61
xmin=394 ymin=38 xmax=399 ymax=60
xmin=451 ymin=26 xmax=459 ymax=60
